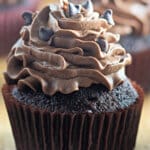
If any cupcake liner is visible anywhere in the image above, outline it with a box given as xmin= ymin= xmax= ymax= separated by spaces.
xmin=127 ymin=50 xmax=150 ymax=93
xmin=2 ymin=83 xmax=144 ymax=150
xmin=0 ymin=0 xmax=40 ymax=56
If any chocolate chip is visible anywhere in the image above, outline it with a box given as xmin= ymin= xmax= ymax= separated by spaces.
xmin=75 ymin=5 xmax=80 ymax=9
xmin=22 ymin=12 xmax=33 ymax=26
xmin=97 ymin=38 xmax=108 ymax=52
xmin=82 ymin=0 xmax=93 ymax=13
xmin=101 ymin=9 xmax=115 ymax=26
xmin=39 ymin=27 xmax=54 ymax=41
xmin=119 ymin=58 xmax=124 ymax=63
xmin=68 ymin=3 xmax=81 ymax=16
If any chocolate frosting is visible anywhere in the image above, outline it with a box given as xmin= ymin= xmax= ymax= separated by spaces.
xmin=93 ymin=0 xmax=150 ymax=35
xmin=5 ymin=1 xmax=132 ymax=95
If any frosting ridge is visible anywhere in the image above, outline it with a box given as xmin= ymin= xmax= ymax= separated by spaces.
xmin=5 ymin=1 xmax=132 ymax=95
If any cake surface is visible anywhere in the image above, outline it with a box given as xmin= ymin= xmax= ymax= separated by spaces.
xmin=12 ymin=79 xmax=138 ymax=113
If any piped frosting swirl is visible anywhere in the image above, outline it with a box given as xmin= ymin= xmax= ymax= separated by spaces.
xmin=5 ymin=0 xmax=132 ymax=95
xmin=93 ymin=0 xmax=150 ymax=35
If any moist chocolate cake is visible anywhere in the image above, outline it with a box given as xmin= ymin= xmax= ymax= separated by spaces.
xmin=12 ymin=80 xmax=138 ymax=113
xmin=2 ymin=1 xmax=144 ymax=150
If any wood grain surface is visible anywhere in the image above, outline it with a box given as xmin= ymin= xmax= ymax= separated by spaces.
xmin=0 ymin=0 xmax=150 ymax=150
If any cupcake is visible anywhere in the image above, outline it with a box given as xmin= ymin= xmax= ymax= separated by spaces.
xmin=2 ymin=0 xmax=144 ymax=150
xmin=0 ymin=0 xmax=40 ymax=56
xmin=92 ymin=0 xmax=150 ymax=92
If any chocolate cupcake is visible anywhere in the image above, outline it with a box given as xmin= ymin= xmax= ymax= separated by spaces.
xmin=92 ymin=0 xmax=150 ymax=92
xmin=2 ymin=1 xmax=144 ymax=150
xmin=0 ymin=0 xmax=40 ymax=56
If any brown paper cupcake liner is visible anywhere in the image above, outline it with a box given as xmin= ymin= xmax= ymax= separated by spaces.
xmin=127 ymin=50 xmax=150 ymax=93
xmin=0 ymin=0 xmax=40 ymax=56
xmin=2 ymin=82 xmax=144 ymax=150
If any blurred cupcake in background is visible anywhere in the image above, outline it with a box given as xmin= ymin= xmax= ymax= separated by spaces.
xmin=0 ymin=0 xmax=40 ymax=56
xmin=92 ymin=0 xmax=150 ymax=92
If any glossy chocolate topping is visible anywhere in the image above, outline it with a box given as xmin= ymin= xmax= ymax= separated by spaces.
xmin=93 ymin=0 xmax=150 ymax=35
xmin=5 ymin=0 xmax=132 ymax=95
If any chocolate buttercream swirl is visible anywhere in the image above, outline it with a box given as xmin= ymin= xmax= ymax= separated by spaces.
xmin=93 ymin=0 xmax=150 ymax=35
xmin=5 ymin=1 xmax=132 ymax=95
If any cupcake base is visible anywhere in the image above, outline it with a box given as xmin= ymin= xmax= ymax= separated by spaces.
xmin=2 ymin=82 xmax=144 ymax=150
xmin=0 ymin=0 xmax=40 ymax=56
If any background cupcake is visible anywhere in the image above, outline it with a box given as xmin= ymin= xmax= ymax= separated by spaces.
xmin=92 ymin=0 xmax=150 ymax=92
xmin=2 ymin=1 xmax=144 ymax=150
xmin=0 ymin=0 xmax=40 ymax=56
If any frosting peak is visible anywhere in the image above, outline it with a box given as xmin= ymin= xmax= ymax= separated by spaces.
xmin=5 ymin=0 xmax=132 ymax=95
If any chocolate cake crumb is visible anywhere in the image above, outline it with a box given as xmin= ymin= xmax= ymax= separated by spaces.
xmin=12 ymin=79 xmax=138 ymax=113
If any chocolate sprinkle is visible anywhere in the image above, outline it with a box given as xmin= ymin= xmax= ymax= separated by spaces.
xmin=82 ymin=0 xmax=93 ymax=12
xmin=101 ymin=9 xmax=115 ymax=26
xmin=22 ymin=12 xmax=33 ymax=26
xmin=39 ymin=27 xmax=54 ymax=41
xmin=97 ymin=38 xmax=108 ymax=52
xmin=68 ymin=3 xmax=81 ymax=17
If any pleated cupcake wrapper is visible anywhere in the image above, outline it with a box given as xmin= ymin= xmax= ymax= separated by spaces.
xmin=0 ymin=0 xmax=40 ymax=55
xmin=2 ymin=83 xmax=144 ymax=150
xmin=127 ymin=50 xmax=150 ymax=92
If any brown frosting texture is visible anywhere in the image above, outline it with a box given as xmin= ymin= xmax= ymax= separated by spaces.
xmin=93 ymin=0 xmax=150 ymax=35
xmin=5 ymin=1 xmax=132 ymax=95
